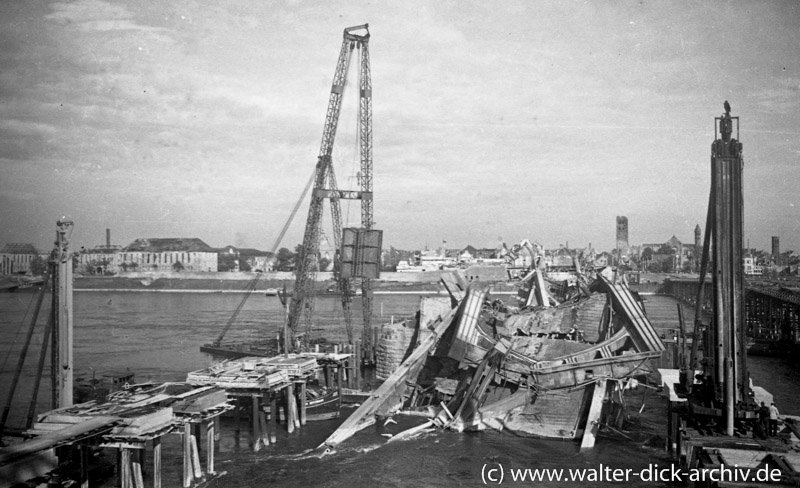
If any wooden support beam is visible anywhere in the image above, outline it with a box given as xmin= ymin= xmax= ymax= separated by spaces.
xmin=293 ymin=385 xmax=301 ymax=429
xmin=80 ymin=445 xmax=89 ymax=488
xmin=258 ymin=406 xmax=269 ymax=446
xmin=285 ymin=385 xmax=295 ymax=434
xmin=182 ymin=423 xmax=192 ymax=488
xmin=153 ymin=437 xmax=162 ymax=488
xmin=192 ymin=423 xmax=202 ymax=455
xmin=300 ymin=382 xmax=307 ymax=426
xmin=251 ymin=396 xmax=261 ymax=451
xmin=190 ymin=433 xmax=203 ymax=481
xmin=137 ymin=446 xmax=146 ymax=478
xmin=116 ymin=448 xmax=122 ymax=488
xmin=121 ymin=448 xmax=132 ymax=488
xmin=132 ymin=450 xmax=145 ymax=488
xmin=580 ymin=378 xmax=608 ymax=450
xmin=269 ymin=394 xmax=278 ymax=445
xmin=206 ymin=419 xmax=216 ymax=475
xmin=232 ymin=398 xmax=241 ymax=448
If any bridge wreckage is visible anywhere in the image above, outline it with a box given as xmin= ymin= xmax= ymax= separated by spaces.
xmin=324 ymin=266 xmax=665 ymax=449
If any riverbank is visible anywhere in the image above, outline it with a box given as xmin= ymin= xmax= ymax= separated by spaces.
xmin=72 ymin=273 xmax=519 ymax=294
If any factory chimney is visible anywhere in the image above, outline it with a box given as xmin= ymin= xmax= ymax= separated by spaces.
xmin=106 ymin=228 xmax=111 ymax=248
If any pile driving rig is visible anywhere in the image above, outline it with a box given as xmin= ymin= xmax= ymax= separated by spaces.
xmin=683 ymin=101 xmax=754 ymax=435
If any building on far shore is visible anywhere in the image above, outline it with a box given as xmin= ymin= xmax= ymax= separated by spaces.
xmin=77 ymin=235 xmax=219 ymax=274
xmin=79 ymin=229 xmax=121 ymax=275
xmin=0 ymin=243 xmax=43 ymax=275
xmin=120 ymin=238 xmax=218 ymax=272
xmin=218 ymin=245 xmax=274 ymax=272
xmin=640 ymin=234 xmax=699 ymax=273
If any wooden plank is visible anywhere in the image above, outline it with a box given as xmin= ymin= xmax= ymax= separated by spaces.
xmin=0 ymin=416 xmax=118 ymax=465
xmin=112 ymin=407 xmax=173 ymax=436
xmin=172 ymin=388 xmax=227 ymax=414
xmin=386 ymin=420 xmax=435 ymax=443
xmin=580 ymin=379 xmax=607 ymax=450
xmin=31 ymin=422 xmax=77 ymax=431
xmin=322 ymin=306 xmax=460 ymax=449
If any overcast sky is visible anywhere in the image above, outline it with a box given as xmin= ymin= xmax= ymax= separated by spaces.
xmin=2 ymin=1 xmax=799 ymax=255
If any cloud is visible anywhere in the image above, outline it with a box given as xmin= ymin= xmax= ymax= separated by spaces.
xmin=2 ymin=0 xmax=800 ymax=252
xmin=0 ymin=119 xmax=58 ymax=136
xmin=45 ymin=0 xmax=163 ymax=34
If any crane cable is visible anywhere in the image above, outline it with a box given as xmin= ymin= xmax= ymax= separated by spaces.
xmin=0 ymin=279 xmax=41 ymax=377
xmin=214 ymin=168 xmax=316 ymax=346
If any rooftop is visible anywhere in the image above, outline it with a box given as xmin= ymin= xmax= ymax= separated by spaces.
xmin=1 ymin=243 xmax=40 ymax=254
xmin=122 ymin=238 xmax=215 ymax=253
xmin=219 ymin=245 xmax=272 ymax=257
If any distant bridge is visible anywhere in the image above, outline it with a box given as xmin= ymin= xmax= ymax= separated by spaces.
xmin=662 ymin=277 xmax=800 ymax=354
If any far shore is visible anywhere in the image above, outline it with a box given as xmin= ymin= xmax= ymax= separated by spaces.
xmin=71 ymin=272 xmax=518 ymax=294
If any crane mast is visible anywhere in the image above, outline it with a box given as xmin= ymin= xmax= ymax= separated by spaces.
xmin=289 ymin=24 xmax=380 ymax=348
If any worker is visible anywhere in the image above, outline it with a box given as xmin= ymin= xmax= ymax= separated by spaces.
xmin=758 ymin=402 xmax=770 ymax=438
xmin=769 ymin=402 xmax=780 ymax=436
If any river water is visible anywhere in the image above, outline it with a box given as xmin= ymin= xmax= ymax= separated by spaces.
xmin=2 ymin=290 xmax=800 ymax=487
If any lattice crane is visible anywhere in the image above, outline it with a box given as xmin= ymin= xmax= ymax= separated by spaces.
xmin=288 ymin=24 xmax=381 ymax=348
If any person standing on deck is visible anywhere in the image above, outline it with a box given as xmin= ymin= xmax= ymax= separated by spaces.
xmin=769 ymin=402 xmax=780 ymax=436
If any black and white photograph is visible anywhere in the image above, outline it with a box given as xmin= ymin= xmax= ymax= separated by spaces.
xmin=2 ymin=1 xmax=800 ymax=486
